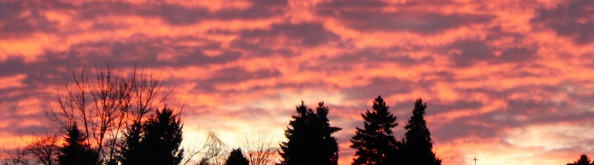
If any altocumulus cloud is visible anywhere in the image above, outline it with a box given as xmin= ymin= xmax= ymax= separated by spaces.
xmin=0 ymin=1 xmax=594 ymax=165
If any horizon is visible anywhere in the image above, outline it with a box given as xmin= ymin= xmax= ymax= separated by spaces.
xmin=1 ymin=0 xmax=594 ymax=164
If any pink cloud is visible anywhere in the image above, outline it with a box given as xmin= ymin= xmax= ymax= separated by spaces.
xmin=0 ymin=0 xmax=593 ymax=164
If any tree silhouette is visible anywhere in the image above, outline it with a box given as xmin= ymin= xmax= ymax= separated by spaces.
xmin=278 ymin=101 xmax=341 ymax=165
xmin=571 ymin=154 xmax=593 ymax=165
xmin=49 ymin=65 xmax=172 ymax=163
xmin=401 ymin=98 xmax=441 ymax=165
xmin=350 ymin=96 xmax=400 ymax=165
xmin=238 ymin=132 xmax=279 ymax=165
xmin=137 ymin=107 xmax=184 ymax=165
xmin=225 ymin=148 xmax=249 ymax=165
xmin=198 ymin=132 xmax=227 ymax=165
xmin=58 ymin=124 xmax=98 ymax=165
xmin=119 ymin=121 xmax=143 ymax=165
xmin=311 ymin=102 xmax=342 ymax=165
xmin=25 ymin=134 xmax=59 ymax=165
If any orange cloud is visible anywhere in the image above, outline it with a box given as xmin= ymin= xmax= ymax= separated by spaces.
xmin=1 ymin=0 xmax=594 ymax=164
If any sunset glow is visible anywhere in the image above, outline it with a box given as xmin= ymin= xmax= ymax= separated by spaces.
xmin=1 ymin=0 xmax=594 ymax=164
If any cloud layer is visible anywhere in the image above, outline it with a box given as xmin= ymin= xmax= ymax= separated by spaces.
xmin=1 ymin=0 xmax=594 ymax=164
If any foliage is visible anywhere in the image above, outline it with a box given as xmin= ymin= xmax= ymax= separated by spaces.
xmin=279 ymin=101 xmax=341 ymax=165
xmin=401 ymin=98 xmax=441 ymax=165
xmin=135 ymin=107 xmax=184 ymax=165
xmin=350 ymin=96 xmax=400 ymax=165
xmin=48 ymin=65 xmax=171 ymax=163
xmin=225 ymin=149 xmax=249 ymax=165
xmin=58 ymin=124 xmax=98 ymax=165
xmin=573 ymin=154 xmax=592 ymax=165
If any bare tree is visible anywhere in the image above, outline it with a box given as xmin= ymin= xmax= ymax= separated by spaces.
xmin=48 ymin=65 xmax=171 ymax=163
xmin=1 ymin=145 xmax=31 ymax=165
xmin=238 ymin=133 xmax=279 ymax=165
xmin=181 ymin=140 xmax=202 ymax=165
xmin=25 ymin=135 xmax=59 ymax=165
xmin=199 ymin=132 xmax=227 ymax=165
xmin=1 ymin=133 xmax=60 ymax=165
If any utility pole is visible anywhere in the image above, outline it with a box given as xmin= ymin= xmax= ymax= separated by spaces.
xmin=473 ymin=157 xmax=479 ymax=165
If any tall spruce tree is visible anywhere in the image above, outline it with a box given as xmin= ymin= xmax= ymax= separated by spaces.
xmin=313 ymin=102 xmax=342 ymax=165
xmin=58 ymin=123 xmax=98 ymax=165
xmin=225 ymin=148 xmax=249 ymax=165
xmin=138 ymin=107 xmax=184 ymax=165
xmin=401 ymin=98 xmax=441 ymax=165
xmin=572 ymin=154 xmax=592 ymax=165
xmin=119 ymin=121 xmax=143 ymax=165
xmin=279 ymin=102 xmax=309 ymax=165
xmin=350 ymin=96 xmax=400 ymax=165
xmin=279 ymin=101 xmax=341 ymax=165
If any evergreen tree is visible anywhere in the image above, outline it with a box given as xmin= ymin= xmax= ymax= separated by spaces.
xmin=401 ymin=98 xmax=441 ymax=165
xmin=573 ymin=154 xmax=592 ymax=165
xmin=138 ymin=107 xmax=184 ymax=165
xmin=119 ymin=121 xmax=143 ymax=165
xmin=312 ymin=102 xmax=342 ymax=165
xmin=225 ymin=148 xmax=249 ymax=165
xmin=350 ymin=96 xmax=400 ymax=165
xmin=278 ymin=101 xmax=341 ymax=165
xmin=58 ymin=123 xmax=98 ymax=165
xmin=279 ymin=102 xmax=309 ymax=165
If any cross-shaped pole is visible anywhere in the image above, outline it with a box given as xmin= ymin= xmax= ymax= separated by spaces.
xmin=473 ymin=157 xmax=479 ymax=165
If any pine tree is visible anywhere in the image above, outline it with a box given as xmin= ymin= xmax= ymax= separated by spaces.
xmin=119 ymin=121 xmax=143 ymax=165
xmin=573 ymin=155 xmax=592 ymax=165
xmin=401 ymin=98 xmax=441 ymax=165
xmin=225 ymin=148 xmax=249 ymax=165
xmin=279 ymin=101 xmax=341 ymax=165
xmin=138 ymin=107 xmax=184 ymax=165
xmin=350 ymin=96 xmax=400 ymax=165
xmin=58 ymin=123 xmax=98 ymax=165
xmin=279 ymin=102 xmax=309 ymax=165
xmin=311 ymin=102 xmax=342 ymax=165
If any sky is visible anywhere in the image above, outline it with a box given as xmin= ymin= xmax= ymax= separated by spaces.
xmin=1 ymin=0 xmax=594 ymax=164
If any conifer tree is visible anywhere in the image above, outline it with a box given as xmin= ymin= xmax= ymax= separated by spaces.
xmin=350 ymin=96 xmax=400 ymax=165
xmin=138 ymin=107 xmax=184 ymax=165
xmin=58 ymin=124 xmax=98 ymax=165
xmin=279 ymin=101 xmax=341 ymax=165
xmin=279 ymin=102 xmax=309 ymax=165
xmin=119 ymin=121 xmax=143 ymax=165
xmin=310 ymin=102 xmax=342 ymax=165
xmin=225 ymin=148 xmax=249 ymax=165
xmin=572 ymin=154 xmax=592 ymax=165
xmin=401 ymin=98 xmax=441 ymax=165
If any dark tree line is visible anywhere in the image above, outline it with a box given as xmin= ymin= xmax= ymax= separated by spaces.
xmin=0 ymin=66 xmax=278 ymax=165
xmin=277 ymin=96 xmax=441 ymax=165
xmin=1 ymin=66 xmax=446 ymax=165
xmin=57 ymin=102 xmax=183 ymax=165
xmin=350 ymin=96 xmax=441 ymax=165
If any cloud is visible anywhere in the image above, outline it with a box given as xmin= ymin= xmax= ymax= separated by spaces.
xmin=196 ymin=66 xmax=281 ymax=93
xmin=0 ymin=0 xmax=593 ymax=165
xmin=235 ymin=22 xmax=340 ymax=48
xmin=215 ymin=0 xmax=288 ymax=20
xmin=531 ymin=0 xmax=594 ymax=44
xmin=445 ymin=40 xmax=495 ymax=67
xmin=317 ymin=1 xmax=493 ymax=34
xmin=75 ymin=0 xmax=287 ymax=25
xmin=0 ymin=1 xmax=59 ymax=38
xmin=326 ymin=46 xmax=433 ymax=67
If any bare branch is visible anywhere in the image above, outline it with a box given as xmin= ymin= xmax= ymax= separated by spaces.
xmin=46 ymin=64 xmax=174 ymax=163
xmin=238 ymin=132 xmax=279 ymax=165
